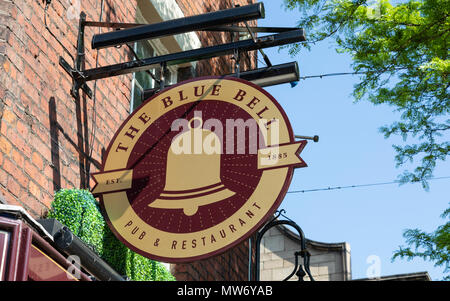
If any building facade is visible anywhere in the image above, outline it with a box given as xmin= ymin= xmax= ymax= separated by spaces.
xmin=259 ymin=224 xmax=351 ymax=281
xmin=0 ymin=0 xmax=429 ymax=282
xmin=257 ymin=223 xmax=430 ymax=281
xmin=0 ymin=0 xmax=256 ymax=281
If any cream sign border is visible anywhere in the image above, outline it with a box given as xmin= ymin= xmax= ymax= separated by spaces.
xmin=95 ymin=77 xmax=305 ymax=262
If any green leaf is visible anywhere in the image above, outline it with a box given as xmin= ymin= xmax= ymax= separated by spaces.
xmin=284 ymin=0 xmax=450 ymax=186
xmin=47 ymin=188 xmax=175 ymax=281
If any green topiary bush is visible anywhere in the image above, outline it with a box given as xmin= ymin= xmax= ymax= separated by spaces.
xmin=47 ymin=188 xmax=175 ymax=281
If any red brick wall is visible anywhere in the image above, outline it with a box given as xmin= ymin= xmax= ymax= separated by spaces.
xmin=0 ymin=0 xmax=257 ymax=281
xmin=173 ymin=239 xmax=251 ymax=281
xmin=0 ymin=0 xmax=137 ymax=215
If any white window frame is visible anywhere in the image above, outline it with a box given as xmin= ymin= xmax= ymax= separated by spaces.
xmin=130 ymin=8 xmax=178 ymax=113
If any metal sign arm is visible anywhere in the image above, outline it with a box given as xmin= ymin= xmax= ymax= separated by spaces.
xmin=91 ymin=3 xmax=265 ymax=49
xmin=204 ymin=25 xmax=298 ymax=33
xmin=141 ymin=61 xmax=300 ymax=100
xmin=74 ymin=29 xmax=305 ymax=82
xmin=244 ymin=21 xmax=272 ymax=67
xmin=58 ymin=7 xmax=306 ymax=99
xmin=58 ymin=12 xmax=92 ymax=99
xmin=83 ymin=20 xmax=298 ymax=34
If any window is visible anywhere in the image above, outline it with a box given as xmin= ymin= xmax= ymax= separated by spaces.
xmin=130 ymin=4 xmax=188 ymax=113
xmin=130 ymin=40 xmax=178 ymax=112
xmin=130 ymin=41 xmax=155 ymax=112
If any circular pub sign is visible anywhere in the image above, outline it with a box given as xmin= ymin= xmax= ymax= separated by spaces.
xmin=92 ymin=77 xmax=307 ymax=262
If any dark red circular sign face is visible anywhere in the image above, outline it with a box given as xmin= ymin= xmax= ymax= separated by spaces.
xmin=92 ymin=77 xmax=307 ymax=262
xmin=127 ymin=101 xmax=264 ymax=233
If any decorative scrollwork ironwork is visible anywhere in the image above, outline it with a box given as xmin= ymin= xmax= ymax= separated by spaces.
xmin=252 ymin=210 xmax=314 ymax=281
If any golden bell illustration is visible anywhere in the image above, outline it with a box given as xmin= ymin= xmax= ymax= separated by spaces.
xmin=149 ymin=117 xmax=235 ymax=216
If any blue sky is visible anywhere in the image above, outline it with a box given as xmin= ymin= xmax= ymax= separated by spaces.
xmin=258 ymin=0 xmax=450 ymax=280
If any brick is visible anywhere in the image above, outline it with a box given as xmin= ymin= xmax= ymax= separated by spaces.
xmin=28 ymin=180 xmax=40 ymax=199
xmin=0 ymin=0 xmax=14 ymax=16
xmin=7 ymin=128 xmax=31 ymax=157
xmin=15 ymin=118 xmax=28 ymax=137
xmin=174 ymin=273 xmax=188 ymax=281
xmin=7 ymin=176 xmax=22 ymax=197
xmin=0 ymin=120 xmax=6 ymax=136
xmin=18 ymin=92 xmax=32 ymax=112
xmin=3 ymin=157 xmax=20 ymax=177
xmin=0 ymin=166 xmax=7 ymax=187
xmin=0 ymin=187 xmax=20 ymax=206
xmin=30 ymin=13 xmax=44 ymax=35
xmin=44 ymin=42 xmax=60 ymax=65
xmin=1 ymin=107 xmax=16 ymax=124
xmin=35 ymin=174 xmax=49 ymax=193
xmin=36 ymin=52 xmax=53 ymax=76
xmin=51 ymin=0 xmax=65 ymax=18
xmin=27 ymin=39 xmax=39 ymax=59
xmin=14 ymin=169 xmax=29 ymax=190
xmin=13 ymin=0 xmax=33 ymax=20
xmin=41 ymin=192 xmax=53 ymax=209
xmin=2 ymin=57 xmax=10 ymax=73
xmin=11 ymin=148 xmax=24 ymax=168
xmin=23 ymin=62 xmax=37 ymax=83
xmin=8 ymin=60 xmax=18 ymax=80
xmin=31 ymin=151 xmax=44 ymax=170
xmin=43 ymin=163 xmax=53 ymax=179
xmin=24 ymin=159 xmax=40 ymax=181
xmin=0 ymin=25 xmax=10 ymax=42
xmin=23 ymin=195 xmax=44 ymax=218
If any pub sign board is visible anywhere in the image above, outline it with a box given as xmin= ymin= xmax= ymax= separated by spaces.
xmin=91 ymin=77 xmax=307 ymax=263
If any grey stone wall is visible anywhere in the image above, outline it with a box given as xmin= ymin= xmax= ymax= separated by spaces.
xmin=259 ymin=226 xmax=351 ymax=281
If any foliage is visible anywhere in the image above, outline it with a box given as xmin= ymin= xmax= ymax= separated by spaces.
xmin=283 ymin=0 xmax=449 ymax=279
xmin=47 ymin=188 xmax=175 ymax=281
xmin=283 ymin=0 xmax=449 ymax=189
xmin=392 ymin=204 xmax=450 ymax=280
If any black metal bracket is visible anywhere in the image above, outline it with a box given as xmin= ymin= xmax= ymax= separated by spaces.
xmin=295 ymin=135 xmax=319 ymax=143
xmin=84 ymin=21 xmax=297 ymax=33
xmin=252 ymin=210 xmax=315 ymax=281
xmin=141 ymin=61 xmax=300 ymax=101
xmin=59 ymin=12 xmax=92 ymax=99
xmin=77 ymin=29 xmax=303 ymax=83
xmin=232 ymin=48 xmax=241 ymax=77
xmin=243 ymin=21 xmax=272 ymax=67
xmin=59 ymin=9 xmax=305 ymax=99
